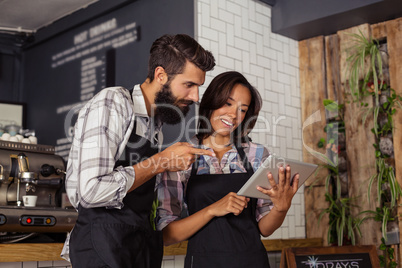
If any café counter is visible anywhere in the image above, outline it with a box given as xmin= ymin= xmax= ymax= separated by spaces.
xmin=0 ymin=238 xmax=322 ymax=262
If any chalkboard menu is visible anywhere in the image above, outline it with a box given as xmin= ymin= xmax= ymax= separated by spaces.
xmin=281 ymin=245 xmax=380 ymax=268
xmin=22 ymin=0 xmax=195 ymax=160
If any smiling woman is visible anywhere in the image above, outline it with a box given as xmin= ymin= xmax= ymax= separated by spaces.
xmin=209 ymin=83 xmax=251 ymax=138
xmin=156 ymin=71 xmax=301 ymax=268
xmin=203 ymin=83 xmax=252 ymax=160
xmin=197 ymin=71 xmax=262 ymax=146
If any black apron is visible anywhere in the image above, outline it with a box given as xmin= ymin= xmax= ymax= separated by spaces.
xmin=69 ymin=98 xmax=163 ymax=267
xmin=184 ymin=145 xmax=270 ymax=268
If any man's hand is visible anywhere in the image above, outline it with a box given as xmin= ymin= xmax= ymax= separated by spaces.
xmin=156 ymin=142 xmax=215 ymax=172
xmin=130 ymin=142 xmax=214 ymax=192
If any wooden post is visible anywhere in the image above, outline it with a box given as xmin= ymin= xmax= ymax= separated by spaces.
xmin=386 ymin=17 xmax=402 ymax=266
xmin=325 ymin=34 xmax=343 ymax=105
xmin=338 ymin=24 xmax=382 ymax=247
xmin=299 ymin=36 xmax=330 ymax=245
xmin=371 ymin=22 xmax=387 ymax=40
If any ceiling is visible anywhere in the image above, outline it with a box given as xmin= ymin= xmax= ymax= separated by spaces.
xmin=0 ymin=0 xmax=400 ymax=42
xmin=0 ymin=0 xmax=99 ymax=34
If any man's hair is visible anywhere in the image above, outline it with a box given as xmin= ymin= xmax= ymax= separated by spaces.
xmin=147 ymin=34 xmax=215 ymax=81
xmin=197 ymin=71 xmax=262 ymax=144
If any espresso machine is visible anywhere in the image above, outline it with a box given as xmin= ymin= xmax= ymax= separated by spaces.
xmin=0 ymin=140 xmax=77 ymax=240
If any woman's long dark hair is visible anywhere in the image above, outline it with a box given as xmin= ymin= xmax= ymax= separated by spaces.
xmin=196 ymin=71 xmax=262 ymax=144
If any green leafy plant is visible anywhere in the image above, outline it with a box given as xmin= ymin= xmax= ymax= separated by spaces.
xmin=313 ymin=100 xmax=362 ymax=246
xmin=361 ymin=205 xmax=394 ymax=241
xmin=345 ymin=30 xmax=402 ymax=268
xmin=346 ymin=31 xmax=385 ymax=138
xmin=347 ymin=32 xmax=402 ymax=234
xmin=318 ymin=176 xmax=362 ymax=246
xmin=346 ymin=30 xmax=382 ymax=103
xmin=369 ymin=158 xmax=402 ymax=209
xmin=379 ymin=238 xmax=398 ymax=268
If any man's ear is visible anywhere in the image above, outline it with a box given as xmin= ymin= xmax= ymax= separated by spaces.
xmin=154 ymin=66 xmax=168 ymax=85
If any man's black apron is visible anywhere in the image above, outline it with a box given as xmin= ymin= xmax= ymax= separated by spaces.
xmin=70 ymin=112 xmax=163 ymax=266
xmin=184 ymin=144 xmax=270 ymax=268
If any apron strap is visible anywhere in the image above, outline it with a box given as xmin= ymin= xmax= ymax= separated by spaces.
xmin=235 ymin=143 xmax=254 ymax=176
xmin=128 ymin=86 xmax=137 ymax=139
xmin=190 ymin=139 xmax=202 ymax=177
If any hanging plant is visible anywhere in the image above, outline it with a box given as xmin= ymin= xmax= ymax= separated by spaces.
xmin=345 ymin=30 xmax=402 ymax=268
xmin=312 ymin=99 xmax=362 ymax=246
xmin=345 ymin=31 xmax=402 ymax=209
xmin=318 ymin=176 xmax=363 ymax=246
xmin=346 ymin=30 xmax=383 ymax=103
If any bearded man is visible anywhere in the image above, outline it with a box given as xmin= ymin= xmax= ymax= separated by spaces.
xmin=61 ymin=34 xmax=215 ymax=268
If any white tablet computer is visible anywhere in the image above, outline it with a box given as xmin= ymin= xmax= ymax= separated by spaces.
xmin=237 ymin=155 xmax=318 ymax=199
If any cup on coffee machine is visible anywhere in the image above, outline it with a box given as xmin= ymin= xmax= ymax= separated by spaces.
xmin=23 ymin=195 xmax=38 ymax=207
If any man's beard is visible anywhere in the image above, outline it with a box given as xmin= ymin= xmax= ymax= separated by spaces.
xmin=154 ymin=83 xmax=193 ymax=125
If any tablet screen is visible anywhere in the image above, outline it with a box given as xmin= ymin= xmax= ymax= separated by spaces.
xmin=237 ymin=155 xmax=318 ymax=199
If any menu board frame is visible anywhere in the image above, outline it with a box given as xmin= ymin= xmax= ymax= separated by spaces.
xmin=280 ymin=245 xmax=380 ymax=268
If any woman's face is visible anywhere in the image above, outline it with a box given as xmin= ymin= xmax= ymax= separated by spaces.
xmin=209 ymin=83 xmax=251 ymax=138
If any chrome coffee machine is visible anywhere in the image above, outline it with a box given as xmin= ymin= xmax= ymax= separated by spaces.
xmin=0 ymin=141 xmax=77 ymax=235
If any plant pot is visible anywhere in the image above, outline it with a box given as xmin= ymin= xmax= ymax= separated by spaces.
xmin=385 ymin=221 xmax=400 ymax=245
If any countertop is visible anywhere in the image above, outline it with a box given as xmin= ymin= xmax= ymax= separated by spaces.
xmin=0 ymin=238 xmax=322 ymax=262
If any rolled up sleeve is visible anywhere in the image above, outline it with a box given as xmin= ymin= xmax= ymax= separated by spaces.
xmin=65 ymin=87 xmax=135 ymax=209
xmin=155 ymin=170 xmax=188 ymax=231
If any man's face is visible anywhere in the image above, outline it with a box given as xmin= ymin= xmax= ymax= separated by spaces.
xmin=155 ymin=61 xmax=206 ymax=124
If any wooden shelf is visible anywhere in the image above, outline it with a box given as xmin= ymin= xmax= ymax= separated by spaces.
xmin=0 ymin=238 xmax=323 ymax=262
xmin=0 ymin=243 xmax=65 ymax=262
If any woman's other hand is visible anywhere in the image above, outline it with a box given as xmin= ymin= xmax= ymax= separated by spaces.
xmin=257 ymin=165 xmax=299 ymax=213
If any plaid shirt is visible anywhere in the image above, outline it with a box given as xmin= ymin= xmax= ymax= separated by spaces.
xmin=155 ymin=140 xmax=274 ymax=231
xmin=65 ymin=85 xmax=162 ymax=210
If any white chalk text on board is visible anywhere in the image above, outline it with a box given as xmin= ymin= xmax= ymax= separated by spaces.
xmin=52 ymin=18 xmax=140 ymax=159
xmin=51 ymin=18 xmax=138 ymax=68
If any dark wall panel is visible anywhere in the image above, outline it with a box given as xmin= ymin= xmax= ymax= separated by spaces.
xmin=0 ymin=53 xmax=18 ymax=102
xmin=22 ymin=0 xmax=194 ymax=158
xmin=271 ymin=0 xmax=402 ymax=40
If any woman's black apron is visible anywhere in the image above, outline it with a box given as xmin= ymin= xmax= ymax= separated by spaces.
xmin=184 ymin=145 xmax=270 ymax=268
xmin=69 ymin=114 xmax=163 ymax=266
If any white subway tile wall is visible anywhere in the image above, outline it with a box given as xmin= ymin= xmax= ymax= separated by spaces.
xmin=199 ymin=0 xmax=304 ymax=230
